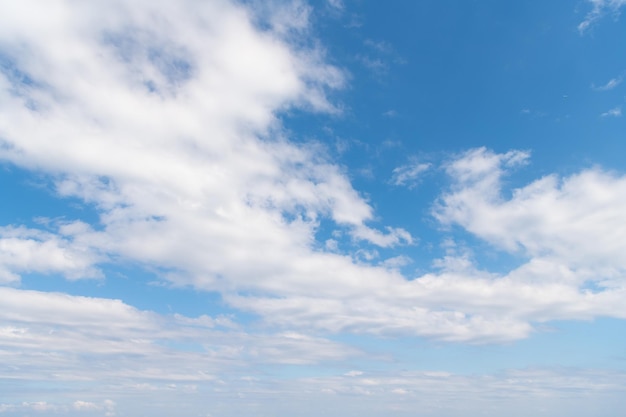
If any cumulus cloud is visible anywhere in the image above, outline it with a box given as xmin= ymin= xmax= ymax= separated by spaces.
xmin=0 ymin=225 xmax=101 ymax=283
xmin=433 ymin=147 xmax=626 ymax=320
xmin=2 ymin=1 xmax=626 ymax=415
xmin=0 ymin=0 xmax=409 ymax=293
xmin=436 ymin=148 xmax=626 ymax=268
xmin=1 ymin=0 xmax=626 ymax=350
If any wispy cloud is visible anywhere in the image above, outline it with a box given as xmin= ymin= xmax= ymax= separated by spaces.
xmin=356 ymin=54 xmax=389 ymax=75
xmin=357 ymin=38 xmax=405 ymax=77
xmin=601 ymin=106 xmax=622 ymax=117
xmin=391 ymin=161 xmax=432 ymax=188
xmin=592 ymin=76 xmax=623 ymax=91
xmin=3 ymin=365 xmax=624 ymax=416
xmin=364 ymin=39 xmax=393 ymax=54
xmin=578 ymin=0 xmax=626 ymax=33
xmin=327 ymin=0 xmax=344 ymax=11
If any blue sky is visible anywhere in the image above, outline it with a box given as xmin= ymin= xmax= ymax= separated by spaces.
xmin=1 ymin=0 xmax=626 ymax=416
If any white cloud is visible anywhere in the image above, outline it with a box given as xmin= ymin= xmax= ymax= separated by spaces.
xmin=381 ymin=255 xmax=412 ymax=269
xmin=433 ymin=148 xmax=626 ymax=322
xmin=72 ymin=401 xmax=101 ymax=411
xmin=364 ymin=39 xmax=393 ymax=54
xmin=592 ymin=76 xmax=623 ymax=91
xmin=0 ymin=287 xmax=358 ymax=385
xmin=24 ymin=402 xmax=57 ymax=412
xmin=391 ymin=162 xmax=432 ymax=188
xmin=351 ymin=225 xmax=413 ymax=247
xmin=344 ymin=370 xmax=363 ymax=377
xmin=436 ymin=148 xmax=626 ymax=268
xmin=356 ymin=55 xmax=389 ymax=74
xmin=601 ymin=106 xmax=622 ymax=117
xmin=0 ymin=225 xmax=102 ymax=283
xmin=1 ymin=1 xmax=625 ymax=415
xmin=578 ymin=0 xmax=626 ymax=33
xmin=0 ymin=0 xmax=406 ymax=292
xmin=326 ymin=0 xmax=344 ymax=11
xmin=1 ymin=0 xmax=626 ymax=350
xmin=4 ymin=367 xmax=623 ymax=416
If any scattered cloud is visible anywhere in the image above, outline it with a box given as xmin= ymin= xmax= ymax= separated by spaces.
xmin=578 ymin=0 xmax=626 ymax=33
xmin=364 ymin=39 xmax=393 ymax=54
xmin=357 ymin=38 xmax=404 ymax=77
xmin=1 ymin=1 xmax=626 ymax=415
xmin=2 ymin=0 xmax=626 ymax=349
xmin=351 ymin=225 xmax=413 ymax=247
xmin=519 ymin=108 xmax=548 ymax=118
xmin=391 ymin=162 xmax=432 ymax=188
xmin=73 ymin=401 xmax=105 ymax=412
xmin=436 ymin=147 xmax=626 ymax=285
xmin=356 ymin=54 xmax=389 ymax=75
xmin=0 ymin=225 xmax=102 ymax=283
xmin=601 ymin=106 xmax=622 ymax=117
xmin=592 ymin=76 xmax=623 ymax=91
xmin=0 ymin=286 xmax=358 ymax=381
xmin=381 ymin=255 xmax=413 ymax=269
xmin=2 ymin=367 xmax=624 ymax=416
xmin=326 ymin=0 xmax=344 ymax=11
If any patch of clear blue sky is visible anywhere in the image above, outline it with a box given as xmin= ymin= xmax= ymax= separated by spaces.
xmin=20 ymin=268 xmax=223 ymax=315
xmin=301 ymin=0 xmax=626 ymax=170
xmin=0 ymin=165 xmax=100 ymax=229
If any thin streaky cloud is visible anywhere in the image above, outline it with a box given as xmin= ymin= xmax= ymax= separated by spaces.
xmin=592 ymin=76 xmax=623 ymax=91
xmin=578 ymin=0 xmax=626 ymax=33
xmin=391 ymin=162 xmax=432 ymax=188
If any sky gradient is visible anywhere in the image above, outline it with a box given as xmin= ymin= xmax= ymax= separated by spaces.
xmin=1 ymin=1 xmax=626 ymax=416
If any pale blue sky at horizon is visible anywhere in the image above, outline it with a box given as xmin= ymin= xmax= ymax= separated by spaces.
xmin=1 ymin=1 xmax=626 ymax=416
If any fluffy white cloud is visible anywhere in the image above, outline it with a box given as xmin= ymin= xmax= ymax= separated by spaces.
xmin=1 ymin=0 xmax=626 ymax=348
xmin=0 ymin=225 xmax=101 ymax=283
xmin=436 ymin=147 xmax=626 ymax=275
xmin=431 ymin=148 xmax=626 ymax=323
xmin=0 ymin=0 xmax=411 ymax=294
